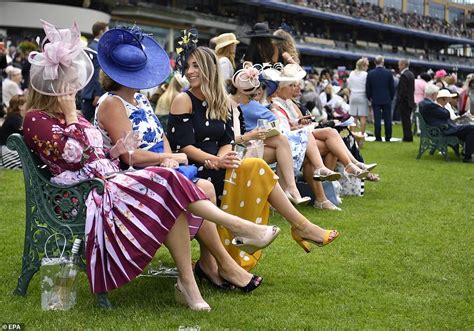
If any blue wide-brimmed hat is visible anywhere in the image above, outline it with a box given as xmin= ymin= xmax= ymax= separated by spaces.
xmin=98 ymin=26 xmax=170 ymax=89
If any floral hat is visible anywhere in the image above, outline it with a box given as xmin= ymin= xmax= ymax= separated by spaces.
xmin=232 ymin=61 xmax=260 ymax=95
xmin=28 ymin=20 xmax=93 ymax=96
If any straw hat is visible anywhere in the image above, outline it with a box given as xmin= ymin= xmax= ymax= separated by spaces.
xmin=214 ymin=33 xmax=240 ymax=52
xmin=436 ymin=89 xmax=457 ymax=99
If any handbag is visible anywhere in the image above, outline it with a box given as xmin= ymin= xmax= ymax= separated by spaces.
xmin=40 ymin=228 xmax=80 ymax=311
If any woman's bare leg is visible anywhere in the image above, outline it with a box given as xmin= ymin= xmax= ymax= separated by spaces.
xmin=359 ymin=116 xmax=367 ymax=135
xmin=194 ymin=180 xmax=221 ymax=289
xmin=302 ymin=161 xmax=328 ymax=203
xmin=267 ymin=181 xmax=337 ymax=243
xmin=312 ymin=128 xmax=352 ymax=166
xmin=263 ymin=134 xmax=301 ymax=198
xmin=164 ymin=213 xmax=207 ymax=307
xmin=195 ymin=220 xmax=253 ymax=287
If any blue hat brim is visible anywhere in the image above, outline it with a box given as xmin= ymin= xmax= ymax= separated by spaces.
xmin=260 ymin=77 xmax=279 ymax=96
xmin=98 ymin=29 xmax=170 ymax=89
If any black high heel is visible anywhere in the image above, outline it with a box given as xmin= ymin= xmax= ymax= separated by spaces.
xmin=234 ymin=275 xmax=263 ymax=293
xmin=194 ymin=261 xmax=235 ymax=290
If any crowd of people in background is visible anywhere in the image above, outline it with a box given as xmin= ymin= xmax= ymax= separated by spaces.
xmin=290 ymin=0 xmax=472 ymax=38
xmin=1 ymin=14 xmax=473 ymax=313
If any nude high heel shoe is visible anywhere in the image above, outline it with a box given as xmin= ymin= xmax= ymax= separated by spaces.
xmin=290 ymin=221 xmax=339 ymax=253
xmin=232 ymin=225 xmax=281 ymax=255
xmin=174 ymin=278 xmax=211 ymax=312
xmin=344 ymin=163 xmax=369 ymax=179
xmin=355 ymin=162 xmax=378 ymax=172
xmin=285 ymin=191 xmax=311 ymax=206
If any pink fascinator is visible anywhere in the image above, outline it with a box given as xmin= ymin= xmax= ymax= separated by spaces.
xmin=434 ymin=69 xmax=447 ymax=79
xmin=28 ymin=20 xmax=93 ymax=96
xmin=232 ymin=61 xmax=261 ymax=95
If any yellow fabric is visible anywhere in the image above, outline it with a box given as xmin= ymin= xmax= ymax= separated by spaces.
xmin=217 ymin=158 xmax=278 ymax=271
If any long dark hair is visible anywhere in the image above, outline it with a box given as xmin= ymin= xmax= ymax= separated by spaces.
xmin=244 ymin=37 xmax=275 ymax=64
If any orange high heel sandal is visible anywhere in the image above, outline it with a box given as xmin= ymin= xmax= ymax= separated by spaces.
xmin=290 ymin=222 xmax=339 ymax=253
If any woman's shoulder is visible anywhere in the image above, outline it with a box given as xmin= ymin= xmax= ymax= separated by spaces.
xmin=170 ymin=92 xmax=192 ymax=115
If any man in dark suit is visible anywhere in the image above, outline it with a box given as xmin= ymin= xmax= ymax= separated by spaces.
xmin=81 ymin=21 xmax=108 ymax=122
xmin=366 ymin=55 xmax=394 ymax=142
xmin=419 ymin=84 xmax=474 ymax=163
xmin=395 ymin=59 xmax=415 ymax=142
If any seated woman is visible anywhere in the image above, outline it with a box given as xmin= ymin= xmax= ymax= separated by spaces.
xmin=0 ymin=94 xmax=26 ymax=169
xmin=167 ymin=36 xmax=339 ymax=265
xmin=24 ymin=21 xmax=281 ymax=312
xmin=272 ymin=64 xmax=374 ymax=178
xmin=155 ymin=73 xmax=189 ymax=132
xmin=228 ymin=63 xmax=310 ymax=205
xmin=94 ymin=26 xmax=278 ymax=292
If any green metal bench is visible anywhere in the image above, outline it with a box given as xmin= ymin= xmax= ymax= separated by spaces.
xmin=6 ymin=133 xmax=112 ymax=309
xmin=415 ymin=112 xmax=462 ymax=161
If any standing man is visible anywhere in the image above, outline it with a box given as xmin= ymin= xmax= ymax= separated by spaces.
xmin=366 ymin=55 xmax=394 ymax=142
xmin=81 ymin=21 xmax=108 ymax=121
xmin=396 ymin=58 xmax=416 ymax=142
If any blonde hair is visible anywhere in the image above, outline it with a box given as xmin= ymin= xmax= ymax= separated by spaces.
xmin=26 ymin=87 xmax=62 ymax=116
xmin=156 ymin=77 xmax=184 ymax=115
xmin=356 ymin=58 xmax=368 ymax=71
xmin=215 ymin=44 xmax=236 ymax=69
xmin=190 ymin=47 xmax=229 ymax=121
xmin=273 ymin=29 xmax=300 ymax=64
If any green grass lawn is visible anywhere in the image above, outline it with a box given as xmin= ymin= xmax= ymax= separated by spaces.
xmin=0 ymin=124 xmax=473 ymax=330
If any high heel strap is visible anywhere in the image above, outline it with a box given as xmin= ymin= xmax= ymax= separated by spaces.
xmin=232 ymin=225 xmax=281 ymax=255
xmin=194 ymin=262 xmax=234 ymax=290
xmin=344 ymin=163 xmax=369 ymax=179
xmin=314 ymin=200 xmax=342 ymax=211
xmin=239 ymin=275 xmax=263 ymax=293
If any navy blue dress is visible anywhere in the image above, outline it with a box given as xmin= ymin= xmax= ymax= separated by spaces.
xmin=167 ymin=90 xmax=234 ymax=201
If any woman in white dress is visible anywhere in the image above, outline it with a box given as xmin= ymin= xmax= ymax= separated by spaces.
xmin=347 ymin=58 xmax=369 ymax=135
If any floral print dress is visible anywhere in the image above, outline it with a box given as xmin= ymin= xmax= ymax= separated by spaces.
xmin=23 ymin=110 xmax=207 ymax=294
xmin=271 ymin=97 xmax=310 ymax=173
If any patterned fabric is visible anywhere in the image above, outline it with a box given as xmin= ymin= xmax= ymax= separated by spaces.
xmin=0 ymin=145 xmax=22 ymax=169
xmin=23 ymin=110 xmax=206 ymax=293
xmin=167 ymin=90 xmax=234 ymax=200
xmin=167 ymin=91 xmax=278 ymax=270
xmin=271 ymin=98 xmax=310 ymax=172
xmin=95 ymin=92 xmax=164 ymax=152
xmin=217 ymin=158 xmax=278 ymax=271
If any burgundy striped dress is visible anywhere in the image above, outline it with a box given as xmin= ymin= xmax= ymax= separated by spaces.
xmin=23 ymin=111 xmax=206 ymax=293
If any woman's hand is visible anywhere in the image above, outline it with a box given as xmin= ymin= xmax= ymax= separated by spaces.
xmin=247 ymin=127 xmax=267 ymax=141
xmin=58 ymin=93 xmax=78 ymax=124
xmin=160 ymin=158 xmax=179 ymax=168
xmin=205 ymin=151 xmax=240 ymax=170
xmin=171 ymin=153 xmax=188 ymax=165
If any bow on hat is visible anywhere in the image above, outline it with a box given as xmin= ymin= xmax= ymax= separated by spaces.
xmin=175 ymin=28 xmax=198 ymax=76
xmin=28 ymin=20 xmax=82 ymax=81
xmin=233 ymin=61 xmax=260 ymax=88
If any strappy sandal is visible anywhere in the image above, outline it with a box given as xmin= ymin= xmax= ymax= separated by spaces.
xmin=314 ymin=199 xmax=342 ymax=211
xmin=366 ymin=173 xmax=380 ymax=182
xmin=313 ymin=167 xmax=341 ymax=181
xmin=344 ymin=163 xmax=369 ymax=179
xmin=285 ymin=191 xmax=311 ymax=206
xmin=290 ymin=221 xmax=340 ymax=253
xmin=355 ymin=162 xmax=378 ymax=172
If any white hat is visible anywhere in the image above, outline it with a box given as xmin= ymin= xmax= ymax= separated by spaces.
xmin=424 ymin=83 xmax=439 ymax=96
xmin=436 ymin=89 xmax=457 ymax=99
xmin=5 ymin=66 xmax=21 ymax=76
xmin=281 ymin=63 xmax=307 ymax=81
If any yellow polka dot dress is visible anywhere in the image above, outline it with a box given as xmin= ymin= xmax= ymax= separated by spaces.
xmin=217 ymin=158 xmax=278 ymax=271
